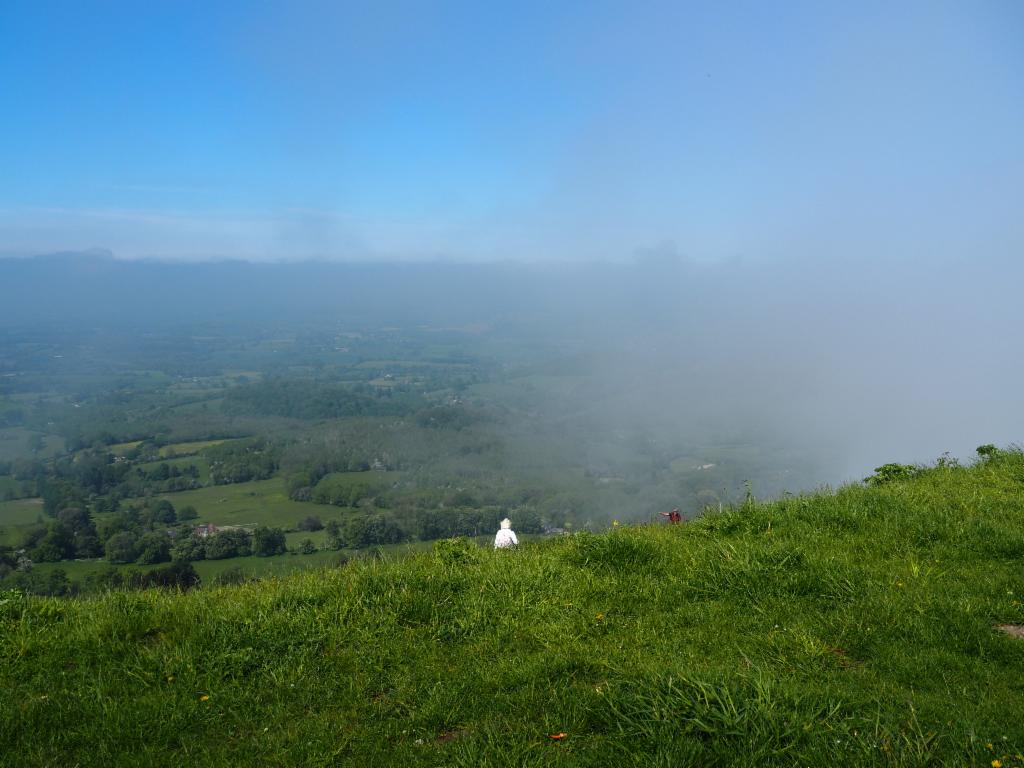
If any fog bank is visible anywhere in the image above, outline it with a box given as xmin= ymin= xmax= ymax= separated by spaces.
xmin=2 ymin=251 xmax=1020 ymax=483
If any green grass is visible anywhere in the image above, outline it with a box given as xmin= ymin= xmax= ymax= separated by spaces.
xmin=135 ymin=478 xmax=347 ymax=528
xmin=108 ymin=440 xmax=143 ymax=454
xmin=189 ymin=549 xmax=342 ymax=580
xmin=0 ymin=475 xmax=23 ymax=498
xmin=0 ymin=427 xmax=64 ymax=461
xmin=0 ymin=497 xmax=44 ymax=546
xmin=159 ymin=439 xmax=233 ymax=457
xmin=3 ymin=451 xmax=1024 ymax=766
xmin=25 ymin=549 xmax=340 ymax=584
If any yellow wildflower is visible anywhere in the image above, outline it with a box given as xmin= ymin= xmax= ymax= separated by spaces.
xmin=991 ymin=760 xmax=1001 ymax=768
xmin=199 ymin=694 xmax=210 ymax=702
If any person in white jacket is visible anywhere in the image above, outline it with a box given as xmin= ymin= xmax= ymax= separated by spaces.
xmin=494 ymin=518 xmax=519 ymax=549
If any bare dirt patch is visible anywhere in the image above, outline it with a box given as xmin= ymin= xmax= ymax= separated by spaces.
xmin=996 ymin=624 xmax=1024 ymax=639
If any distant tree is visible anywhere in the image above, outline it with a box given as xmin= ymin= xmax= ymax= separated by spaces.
xmin=41 ymin=480 xmax=85 ymax=517
xmin=297 ymin=515 xmax=323 ymax=532
xmin=287 ymin=472 xmax=314 ymax=501
xmin=205 ymin=529 xmax=252 ymax=560
xmin=150 ymin=499 xmax=177 ymax=525
xmin=324 ymin=519 xmax=344 ymax=550
xmin=342 ymin=514 xmax=403 ymax=548
xmin=290 ymin=485 xmax=312 ymax=502
xmin=177 ymin=505 xmax=199 ymax=521
xmin=73 ymin=531 xmax=103 ymax=558
xmin=511 ymin=508 xmax=544 ymax=534
xmin=171 ymin=533 xmax=206 ymax=562
xmin=56 ymin=507 xmax=86 ymax=529
xmin=207 ymin=438 xmax=279 ymax=485
xmin=30 ymin=523 xmax=75 ymax=562
xmin=135 ymin=532 xmax=172 ymax=565
xmin=20 ymin=524 xmax=48 ymax=552
xmin=105 ymin=531 xmax=140 ymax=563
xmin=252 ymin=526 xmax=287 ymax=557
xmin=98 ymin=507 xmax=141 ymax=541
xmin=299 ymin=538 xmax=317 ymax=555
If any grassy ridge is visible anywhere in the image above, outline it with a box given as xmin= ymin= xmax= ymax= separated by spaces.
xmin=2 ymin=452 xmax=1024 ymax=767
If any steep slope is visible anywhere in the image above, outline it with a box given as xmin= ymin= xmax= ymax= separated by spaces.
xmin=2 ymin=451 xmax=1023 ymax=767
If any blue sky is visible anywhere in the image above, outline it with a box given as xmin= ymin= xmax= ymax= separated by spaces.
xmin=1 ymin=0 xmax=1021 ymax=261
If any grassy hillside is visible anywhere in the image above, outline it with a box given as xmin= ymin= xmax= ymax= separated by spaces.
xmin=2 ymin=451 xmax=1023 ymax=767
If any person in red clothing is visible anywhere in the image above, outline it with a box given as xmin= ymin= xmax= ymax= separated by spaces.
xmin=659 ymin=507 xmax=682 ymax=524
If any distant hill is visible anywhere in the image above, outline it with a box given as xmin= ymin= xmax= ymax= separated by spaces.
xmin=0 ymin=251 xmax=616 ymax=330
xmin=2 ymin=448 xmax=1023 ymax=766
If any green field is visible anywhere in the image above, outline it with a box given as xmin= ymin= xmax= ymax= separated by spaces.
xmin=159 ymin=439 xmax=233 ymax=457
xmin=4 ymin=451 xmax=1024 ymax=766
xmin=142 ymin=478 xmax=347 ymax=528
xmin=190 ymin=549 xmax=341 ymax=580
xmin=0 ymin=427 xmax=64 ymax=461
xmin=0 ymin=497 xmax=44 ymax=546
xmin=0 ymin=475 xmax=23 ymax=497
xmin=108 ymin=440 xmax=142 ymax=454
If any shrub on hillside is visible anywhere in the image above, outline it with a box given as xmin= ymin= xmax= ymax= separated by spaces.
xmin=864 ymin=463 xmax=918 ymax=486
xmin=976 ymin=444 xmax=1001 ymax=460
xmin=432 ymin=536 xmax=482 ymax=565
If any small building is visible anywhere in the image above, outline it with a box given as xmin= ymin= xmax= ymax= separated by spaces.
xmin=194 ymin=523 xmax=220 ymax=538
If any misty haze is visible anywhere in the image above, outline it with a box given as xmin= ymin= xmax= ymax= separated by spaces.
xmin=2 ymin=2 xmax=1023 ymax=766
